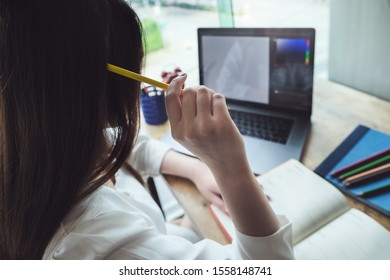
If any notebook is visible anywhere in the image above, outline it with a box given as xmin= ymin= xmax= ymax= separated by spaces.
xmin=162 ymin=28 xmax=315 ymax=174
xmin=315 ymin=125 xmax=390 ymax=217
xmin=209 ymin=159 xmax=390 ymax=259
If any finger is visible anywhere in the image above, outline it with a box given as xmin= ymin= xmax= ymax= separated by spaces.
xmin=196 ymin=86 xmax=213 ymax=118
xmin=212 ymin=93 xmax=229 ymax=117
xmin=166 ymin=74 xmax=187 ymax=127
xmin=210 ymin=192 xmax=226 ymax=212
xmin=259 ymin=183 xmax=272 ymax=201
xmin=181 ymin=87 xmax=197 ymax=119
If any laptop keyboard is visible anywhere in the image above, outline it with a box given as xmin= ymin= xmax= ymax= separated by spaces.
xmin=229 ymin=110 xmax=294 ymax=144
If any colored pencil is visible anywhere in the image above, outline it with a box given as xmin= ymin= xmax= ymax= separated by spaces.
xmin=338 ymin=154 xmax=390 ymax=180
xmin=344 ymin=163 xmax=390 ymax=188
xmin=345 ymin=170 xmax=390 ymax=188
xmin=107 ymin=63 xmax=231 ymax=110
xmin=331 ymin=147 xmax=390 ymax=178
xmin=107 ymin=64 xmax=184 ymax=95
xmin=357 ymin=183 xmax=390 ymax=198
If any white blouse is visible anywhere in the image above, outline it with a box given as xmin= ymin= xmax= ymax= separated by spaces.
xmin=43 ymin=135 xmax=294 ymax=260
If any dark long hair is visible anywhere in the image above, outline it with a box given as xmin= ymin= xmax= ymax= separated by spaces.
xmin=0 ymin=0 xmax=144 ymax=259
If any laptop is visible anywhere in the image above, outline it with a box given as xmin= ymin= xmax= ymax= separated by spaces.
xmin=161 ymin=28 xmax=315 ymax=174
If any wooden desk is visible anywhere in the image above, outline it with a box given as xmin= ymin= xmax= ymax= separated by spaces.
xmin=144 ymin=78 xmax=390 ymax=244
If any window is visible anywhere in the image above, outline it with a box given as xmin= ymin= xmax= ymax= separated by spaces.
xmin=132 ymin=0 xmax=329 ymax=85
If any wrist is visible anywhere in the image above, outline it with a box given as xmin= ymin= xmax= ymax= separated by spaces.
xmin=206 ymin=155 xmax=252 ymax=179
xmin=210 ymin=159 xmax=258 ymax=190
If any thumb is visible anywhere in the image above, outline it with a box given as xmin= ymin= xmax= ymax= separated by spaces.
xmin=167 ymin=74 xmax=186 ymax=97
xmin=166 ymin=74 xmax=187 ymax=126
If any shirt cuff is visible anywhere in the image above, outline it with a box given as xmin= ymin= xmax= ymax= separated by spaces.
xmin=128 ymin=134 xmax=172 ymax=178
xmin=233 ymin=215 xmax=295 ymax=260
xmin=146 ymin=138 xmax=172 ymax=176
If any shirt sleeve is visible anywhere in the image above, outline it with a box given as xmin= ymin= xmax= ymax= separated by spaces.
xmin=233 ymin=215 xmax=294 ymax=259
xmin=50 ymin=189 xmax=294 ymax=260
xmin=107 ymin=217 xmax=294 ymax=260
xmin=128 ymin=133 xmax=172 ymax=178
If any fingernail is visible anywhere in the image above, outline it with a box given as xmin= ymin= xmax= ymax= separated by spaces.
xmin=173 ymin=73 xmax=186 ymax=81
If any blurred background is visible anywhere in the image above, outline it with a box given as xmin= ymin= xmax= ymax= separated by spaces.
xmin=129 ymin=0 xmax=330 ymax=86
xmin=128 ymin=0 xmax=389 ymax=101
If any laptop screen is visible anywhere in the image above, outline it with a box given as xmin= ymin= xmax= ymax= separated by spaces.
xmin=198 ymin=28 xmax=315 ymax=113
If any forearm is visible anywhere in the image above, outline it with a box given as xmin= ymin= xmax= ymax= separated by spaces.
xmin=209 ymin=159 xmax=280 ymax=237
xmin=160 ymin=150 xmax=226 ymax=211
xmin=161 ymin=150 xmax=280 ymax=237
xmin=160 ymin=150 xmax=203 ymax=181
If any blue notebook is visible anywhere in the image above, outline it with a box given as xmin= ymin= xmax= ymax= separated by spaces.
xmin=315 ymin=125 xmax=390 ymax=218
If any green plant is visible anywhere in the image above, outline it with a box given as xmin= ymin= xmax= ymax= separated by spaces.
xmin=141 ymin=18 xmax=164 ymax=53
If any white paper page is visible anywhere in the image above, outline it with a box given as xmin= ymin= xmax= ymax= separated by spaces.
xmin=258 ymin=159 xmax=350 ymax=243
xmin=294 ymin=208 xmax=390 ymax=259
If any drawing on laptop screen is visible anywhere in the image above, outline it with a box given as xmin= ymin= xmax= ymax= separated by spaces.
xmin=210 ymin=36 xmax=270 ymax=104
xmin=200 ymin=34 xmax=313 ymax=111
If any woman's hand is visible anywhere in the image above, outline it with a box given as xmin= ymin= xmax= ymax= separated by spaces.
xmin=159 ymin=150 xmax=227 ymax=214
xmin=165 ymin=75 xmax=248 ymax=174
xmin=189 ymin=159 xmax=226 ymax=213
xmin=166 ymin=75 xmax=280 ymax=237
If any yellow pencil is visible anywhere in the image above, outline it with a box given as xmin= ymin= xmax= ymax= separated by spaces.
xmin=107 ymin=63 xmax=184 ymax=95
xmin=107 ymin=63 xmax=230 ymax=110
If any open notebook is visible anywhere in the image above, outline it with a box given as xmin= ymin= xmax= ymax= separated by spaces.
xmin=210 ymin=159 xmax=390 ymax=259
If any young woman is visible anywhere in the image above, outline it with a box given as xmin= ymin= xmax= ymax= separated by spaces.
xmin=0 ymin=0 xmax=293 ymax=259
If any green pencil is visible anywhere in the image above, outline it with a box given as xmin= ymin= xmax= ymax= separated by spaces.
xmin=338 ymin=154 xmax=390 ymax=180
